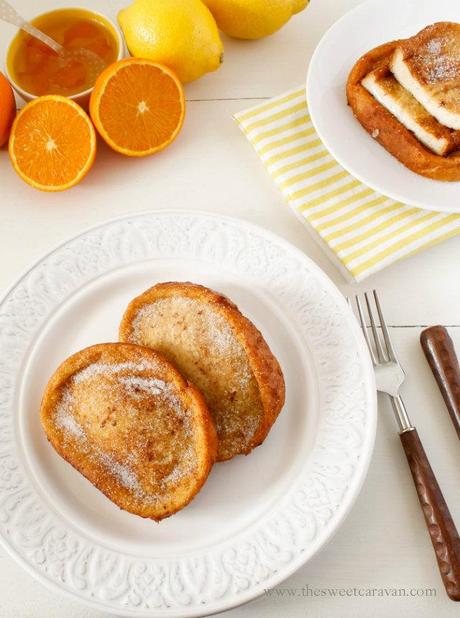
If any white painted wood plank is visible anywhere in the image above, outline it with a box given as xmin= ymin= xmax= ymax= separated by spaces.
xmin=1 ymin=98 xmax=460 ymax=325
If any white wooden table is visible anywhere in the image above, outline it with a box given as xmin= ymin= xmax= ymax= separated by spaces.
xmin=2 ymin=1 xmax=460 ymax=616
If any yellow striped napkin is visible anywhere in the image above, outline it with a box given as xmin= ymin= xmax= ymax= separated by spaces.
xmin=234 ymin=87 xmax=460 ymax=281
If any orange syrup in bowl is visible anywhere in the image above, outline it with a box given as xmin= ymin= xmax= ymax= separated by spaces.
xmin=7 ymin=8 xmax=120 ymax=98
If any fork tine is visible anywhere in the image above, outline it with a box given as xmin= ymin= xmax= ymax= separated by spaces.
xmin=373 ymin=289 xmax=397 ymax=362
xmin=364 ymin=291 xmax=388 ymax=362
xmin=355 ymin=295 xmax=378 ymax=365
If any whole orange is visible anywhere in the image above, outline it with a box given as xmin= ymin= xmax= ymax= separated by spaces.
xmin=0 ymin=72 xmax=15 ymax=147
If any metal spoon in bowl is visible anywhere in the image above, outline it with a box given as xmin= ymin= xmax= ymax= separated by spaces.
xmin=0 ymin=0 xmax=105 ymax=86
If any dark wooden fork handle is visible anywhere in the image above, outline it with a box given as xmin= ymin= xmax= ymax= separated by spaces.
xmin=400 ymin=428 xmax=460 ymax=600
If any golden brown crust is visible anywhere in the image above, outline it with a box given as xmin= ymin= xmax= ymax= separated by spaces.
xmin=40 ymin=342 xmax=217 ymax=521
xmin=398 ymin=23 xmax=460 ymax=92
xmin=347 ymin=40 xmax=460 ymax=181
xmin=119 ymin=282 xmax=286 ymax=462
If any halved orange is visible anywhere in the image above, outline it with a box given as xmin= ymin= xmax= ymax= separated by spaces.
xmin=9 ymin=95 xmax=96 ymax=192
xmin=90 ymin=58 xmax=185 ymax=157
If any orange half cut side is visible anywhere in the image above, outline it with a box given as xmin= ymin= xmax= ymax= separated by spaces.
xmin=90 ymin=58 xmax=185 ymax=157
xmin=9 ymin=95 xmax=96 ymax=191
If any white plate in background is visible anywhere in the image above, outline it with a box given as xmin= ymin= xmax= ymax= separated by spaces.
xmin=307 ymin=0 xmax=460 ymax=213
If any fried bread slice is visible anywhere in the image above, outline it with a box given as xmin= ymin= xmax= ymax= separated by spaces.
xmin=347 ymin=40 xmax=460 ymax=181
xmin=40 ymin=342 xmax=217 ymax=521
xmin=390 ymin=23 xmax=460 ymax=130
xmin=362 ymin=67 xmax=459 ymax=156
xmin=119 ymin=282 xmax=286 ymax=462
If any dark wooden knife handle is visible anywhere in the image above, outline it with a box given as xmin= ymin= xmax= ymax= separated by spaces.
xmin=400 ymin=428 xmax=460 ymax=600
xmin=421 ymin=326 xmax=460 ymax=440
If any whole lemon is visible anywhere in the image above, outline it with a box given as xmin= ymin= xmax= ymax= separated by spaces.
xmin=118 ymin=0 xmax=224 ymax=83
xmin=202 ymin=0 xmax=309 ymax=39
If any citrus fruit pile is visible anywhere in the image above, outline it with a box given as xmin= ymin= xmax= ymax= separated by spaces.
xmin=5 ymin=59 xmax=185 ymax=192
xmin=1 ymin=0 xmax=311 ymax=192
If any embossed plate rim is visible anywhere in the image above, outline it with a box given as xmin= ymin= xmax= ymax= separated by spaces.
xmin=0 ymin=210 xmax=376 ymax=617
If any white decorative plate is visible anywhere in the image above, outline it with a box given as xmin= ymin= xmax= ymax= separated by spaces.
xmin=307 ymin=0 xmax=460 ymax=213
xmin=0 ymin=211 xmax=376 ymax=617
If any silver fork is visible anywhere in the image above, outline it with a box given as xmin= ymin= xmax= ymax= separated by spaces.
xmin=353 ymin=291 xmax=460 ymax=601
